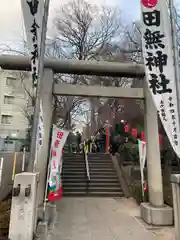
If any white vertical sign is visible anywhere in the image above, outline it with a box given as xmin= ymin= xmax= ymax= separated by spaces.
xmin=36 ymin=100 xmax=44 ymax=148
xmin=21 ymin=0 xmax=44 ymax=87
xmin=141 ymin=0 xmax=180 ymax=157
xmin=138 ymin=139 xmax=147 ymax=198
xmin=21 ymin=0 xmax=45 ymax=161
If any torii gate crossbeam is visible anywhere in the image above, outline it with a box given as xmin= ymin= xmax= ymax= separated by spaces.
xmin=0 ymin=55 xmax=145 ymax=78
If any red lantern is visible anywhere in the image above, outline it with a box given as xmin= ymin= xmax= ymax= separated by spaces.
xmin=132 ymin=128 xmax=138 ymax=138
xmin=124 ymin=124 xmax=130 ymax=133
xmin=141 ymin=132 xmax=146 ymax=142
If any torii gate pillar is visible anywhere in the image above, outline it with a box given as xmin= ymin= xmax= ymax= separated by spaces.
xmin=34 ymin=69 xmax=54 ymax=206
xmin=140 ymin=82 xmax=173 ymax=226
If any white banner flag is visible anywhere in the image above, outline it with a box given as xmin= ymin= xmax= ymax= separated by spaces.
xmin=48 ymin=126 xmax=69 ymax=188
xmin=36 ymin=100 xmax=44 ymax=150
xmin=138 ymin=139 xmax=147 ymax=198
xmin=21 ymin=0 xmax=45 ymax=161
xmin=141 ymin=0 xmax=180 ymax=157
xmin=21 ymin=0 xmax=44 ymax=87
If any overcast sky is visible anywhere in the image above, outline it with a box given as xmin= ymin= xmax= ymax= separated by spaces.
xmin=0 ymin=0 xmax=180 ymax=49
xmin=0 ymin=0 xmax=141 ymax=47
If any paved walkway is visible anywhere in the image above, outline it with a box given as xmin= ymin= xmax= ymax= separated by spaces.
xmin=48 ymin=197 xmax=174 ymax=240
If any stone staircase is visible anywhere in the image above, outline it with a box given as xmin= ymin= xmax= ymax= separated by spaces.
xmin=87 ymin=153 xmax=124 ymax=197
xmin=62 ymin=153 xmax=87 ymax=196
xmin=62 ymin=152 xmax=123 ymax=197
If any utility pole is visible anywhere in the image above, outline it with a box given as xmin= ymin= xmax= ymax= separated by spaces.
xmin=28 ymin=0 xmax=50 ymax=171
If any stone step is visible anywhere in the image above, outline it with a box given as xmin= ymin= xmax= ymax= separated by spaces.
xmin=63 ymin=170 xmax=117 ymax=173
xmin=62 ymin=173 xmax=86 ymax=177
xmin=88 ymin=161 xmax=112 ymax=165
xmin=88 ymin=158 xmax=111 ymax=161
xmin=90 ymin=171 xmax=117 ymax=175
xmin=63 ymin=163 xmax=85 ymax=166
xmin=88 ymin=158 xmax=111 ymax=162
xmin=63 ymin=159 xmax=84 ymax=162
xmin=63 ymin=186 xmax=121 ymax=192
xmin=89 ymin=164 xmax=113 ymax=168
xmin=63 ymin=178 xmax=119 ymax=183
xmin=63 ymin=154 xmax=84 ymax=156
xmin=63 ymin=180 xmax=119 ymax=187
xmin=88 ymin=153 xmax=110 ymax=156
xmin=89 ymin=169 xmax=116 ymax=172
xmin=62 ymin=192 xmax=124 ymax=197
xmin=62 ymin=175 xmax=87 ymax=179
xmin=87 ymin=173 xmax=117 ymax=179
xmin=63 ymin=167 xmax=86 ymax=171
xmin=63 ymin=161 xmax=85 ymax=165
xmin=62 ymin=171 xmax=117 ymax=177
xmin=63 ymin=184 xmax=121 ymax=189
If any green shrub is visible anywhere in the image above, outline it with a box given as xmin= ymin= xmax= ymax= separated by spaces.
xmin=163 ymin=184 xmax=173 ymax=207
xmin=131 ymin=181 xmax=173 ymax=207
xmin=119 ymin=143 xmax=139 ymax=163
xmin=0 ymin=199 xmax=11 ymax=236
xmin=131 ymin=182 xmax=149 ymax=204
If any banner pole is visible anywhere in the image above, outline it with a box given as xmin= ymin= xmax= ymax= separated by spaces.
xmin=43 ymin=150 xmax=52 ymax=212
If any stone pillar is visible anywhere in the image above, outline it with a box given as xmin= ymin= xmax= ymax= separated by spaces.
xmin=8 ymin=172 xmax=39 ymax=240
xmin=144 ymin=83 xmax=164 ymax=207
xmin=171 ymin=174 xmax=180 ymax=240
xmin=140 ymin=83 xmax=173 ymax=226
xmin=35 ymin=69 xmax=54 ymax=205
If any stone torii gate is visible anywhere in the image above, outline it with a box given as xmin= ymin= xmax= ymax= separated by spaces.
xmin=0 ymin=55 xmax=173 ymax=239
